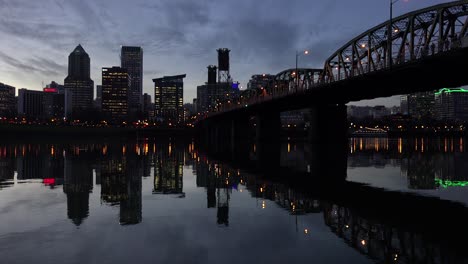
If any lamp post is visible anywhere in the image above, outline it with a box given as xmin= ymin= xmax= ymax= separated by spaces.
xmin=389 ymin=0 xmax=406 ymax=69
xmin=295 ymin=50 xmax=309 ymax=93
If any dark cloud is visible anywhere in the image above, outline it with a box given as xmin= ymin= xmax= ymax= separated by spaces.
xmin=0 ymin=0 xmax=455 ymax=106
xmin=0 ymin=51 xmax=66 ymax=76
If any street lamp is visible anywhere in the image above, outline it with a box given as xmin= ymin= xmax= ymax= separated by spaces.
xmin=389 ymin=0 xmax=407 ymax=69
xmin=295 ymin=50 xmax=309 ymax=92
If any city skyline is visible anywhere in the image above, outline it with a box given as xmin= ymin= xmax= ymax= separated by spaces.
xmin=0 ymin=0 xmax=454 ymax=107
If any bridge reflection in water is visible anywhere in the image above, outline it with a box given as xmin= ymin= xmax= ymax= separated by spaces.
xmin=1 ymin=138 xmax=468 ymax=263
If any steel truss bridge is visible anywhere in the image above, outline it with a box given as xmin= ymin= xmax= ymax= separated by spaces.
xmin=212 ymin=0 xmax=468 ymax=115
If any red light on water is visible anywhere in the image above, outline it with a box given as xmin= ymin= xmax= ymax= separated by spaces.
xmin=43 ymin=178 xmax=55 ymax=186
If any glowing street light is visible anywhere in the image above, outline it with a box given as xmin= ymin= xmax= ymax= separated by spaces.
xmin=295 ymin=50 xmax=309 ymax=92
xmin=389 ymin=0 xmax=408 ymax=69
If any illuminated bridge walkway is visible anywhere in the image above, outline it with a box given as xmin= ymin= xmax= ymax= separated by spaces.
xmin=197 ymin=1 xmax=468 ymax=143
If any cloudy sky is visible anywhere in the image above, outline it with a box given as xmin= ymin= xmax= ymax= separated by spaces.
xmin=0 ymin=0 xmax=453 ymax=106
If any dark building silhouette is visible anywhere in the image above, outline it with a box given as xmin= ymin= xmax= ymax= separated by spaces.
xmin=0 ymin=83 xmax=16 ymax=118
xmin=153 ymin=75 xmax=186 ymax=125
xmin=143 ymin=93 xmax=153 ymax=119
xmin=46 ymin=81 xmax=65 ymax=94
xmin=247 ymin=74 xmax=275 ymax=91
xmin=207 ymin=65 xmax=217 ymax=85
xmin=42 ymin=88 xmax=65 ymax=119
xmin=64 ymin=44 xmax=94 ymax=116
xmin=121 ymin=46 xmax=143 ymax=116
xmin=94 ymin=85 xmax=102 ymax=110
xmin=17 ymin=89 xmax=44 ymax=119
xmin=435 ymin=87 xmax=468 ymax=121
xmin=217 ymin=48 xmax=230 ymax=83
xmin=102 ymin=67 xmax=130 ymax=123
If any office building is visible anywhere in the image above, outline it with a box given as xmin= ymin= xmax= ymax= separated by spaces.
xmin=435 ymin=87 xmax=468 ymax=121
xmin=43 ymin=87 xmax=65 ymax=119
xmin=121 ymin=46 xmax=143 ymax=115
xmin=153 ymin=74 xmax=186 ymax=125
xmin=401 ymin=91 xmax=436 ymax=119
xmin=46 ymin=81 xmax=65 ymax=94
xmin=64 ymin=44 xmax=94 ymax=115
xmin=247 ymin=74 xmax=275 ymax=93
xmin=0 ymin=83 xmax=16 ymax=117
xmin=17 ymin=89 xmax=44 ymax=119
xmin=143 ymin=93 xmax=152 ymax=119
xmin=102 ymin=67 xmax=130 ymax=123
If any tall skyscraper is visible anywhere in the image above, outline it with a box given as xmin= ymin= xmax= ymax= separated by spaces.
xmin=102 ymin=67 xmax=130 ymax=123
xmin=121 ymin=46 xmax=143 ymax=116
xmin=153 ymin=75 xmax=186 ymax=125
xmin=64 ymin=44 xmax=94 ymax=116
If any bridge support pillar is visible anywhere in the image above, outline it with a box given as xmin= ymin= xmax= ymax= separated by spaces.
xmin=254 ymin=111 xmax=281 ymax=169
xmin=306 ymin=104 xmax=348 ymax=181
xmin=308 ymin=104 xmax=347 ymax=144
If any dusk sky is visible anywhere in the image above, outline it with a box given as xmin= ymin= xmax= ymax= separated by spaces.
xmin=0 ymin=0 xmax=454 ymax=106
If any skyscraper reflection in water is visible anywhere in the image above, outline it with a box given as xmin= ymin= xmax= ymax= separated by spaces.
xmin=100 ymin=144 xmax=142 ymax=225
xmin=64 ymin=147 xmax=93 ymax=226
xmin=153 ymin=141 xmax=184 ymax=197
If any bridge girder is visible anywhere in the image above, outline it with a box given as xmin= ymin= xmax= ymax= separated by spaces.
xmin=273 ymin=68 xmax=323 ymax=95
xmin=322 ymin=0 xmax=468 ymax=83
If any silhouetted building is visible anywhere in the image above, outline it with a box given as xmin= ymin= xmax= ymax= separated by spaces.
xmin=121 ymin=46 xmax=143 ymax=116
xmin=17 ymin=89 xmax=44 ymax=119
xmin=94 ymin=85 xmax=102 ymax=110
xmin=64 ymin=44 xmax=94 ymax=116
xmin=153 ymin=75 xmax=186 ymax=125
xmin=207 ymin=65 xmax=217 ymax=85
xmin=435 ymin=87 xmax=468 ymax=121
xmin=247 ymin=74 xmax=275 ymax=92
xmin=401 ymin=91 xmax=436 ymax=119
xmin=372 ymin=105 xmax=390 ymax=119
xmin=217 ymin=48 xmax=231 ymax=83
xmin=0 ymin=83 xmax=16 ymax=118
xmin=43 ymin=87 xmax=65 ymax=119
xmin=143 ymin=93 xmax=152 ymax=119
xmin=45 ymin=81 xmax=65 ymax=94
xmin=102 ymin=67 xmax=130 ymax=123
xmin=196 ymin=82 xmax=239 ymax=112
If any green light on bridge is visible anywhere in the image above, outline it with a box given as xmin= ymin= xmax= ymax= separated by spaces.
xmin=435 ymin=178 xmax=468 ymax=188
xmin=434 ymin=88 xmax=468 ymax=96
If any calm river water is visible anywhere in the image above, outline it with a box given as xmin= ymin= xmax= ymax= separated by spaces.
xmin=0 ymin=137 xmax=467 ymax=264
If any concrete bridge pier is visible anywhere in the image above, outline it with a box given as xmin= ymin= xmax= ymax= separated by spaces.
xmin=306 ymin=104 xmax=348 ymax=181
xmin=254 ymin=110 xmax=281 ymax=169
xmin=308 ymin=104 xmax=348 ymax=144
